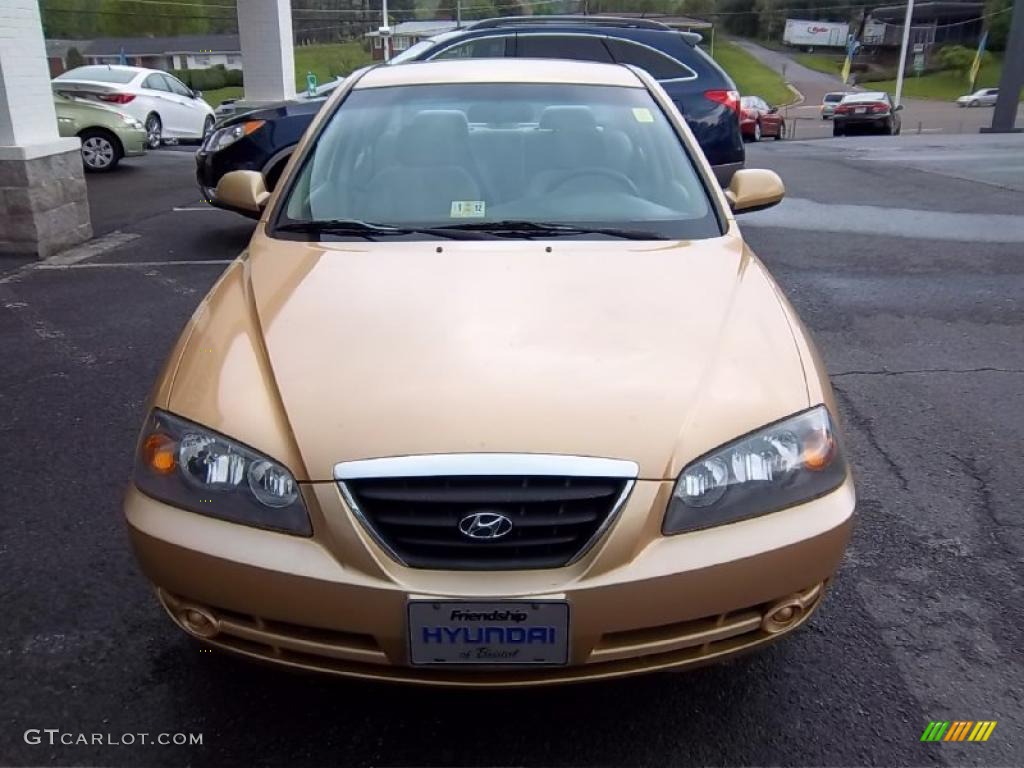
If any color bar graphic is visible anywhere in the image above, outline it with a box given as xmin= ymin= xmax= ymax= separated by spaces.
xmin=921 ymin=721 xmax=996 ymax=742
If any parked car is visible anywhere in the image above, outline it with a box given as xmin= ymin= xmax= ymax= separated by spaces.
xmin=198 ymin=16 xmax=744 ymax=215
xmin=128 ymin=58 xmax=855 ymax=686
xmin=820 ymin=91 xmax=850 ymax=119
xmin=213 ymin=77 xmax=344 ymax=121
xmin=740 ymin=96 xmax=786 ymax=140
xmin=52 ymin=65 xmax=216 ymax=149
xmin=54 ymin=93 xmax=146 ymax=172
xmin=957 ymin=88 xmax=998 ymax=107
xmin=832 ymin=91 xmax=902 ymax=136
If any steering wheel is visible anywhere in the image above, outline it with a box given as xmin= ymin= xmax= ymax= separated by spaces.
xmin=544 ymin=168 xmax=639 ymax=196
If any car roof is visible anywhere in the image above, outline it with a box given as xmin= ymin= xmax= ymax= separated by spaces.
xmin=67 ymin=64 xmax=152 ymax=73
xmin=355 ymin=59 xmax=645 ymax=89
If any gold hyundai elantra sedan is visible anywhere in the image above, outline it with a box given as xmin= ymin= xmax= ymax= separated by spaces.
xmin=125 ymin=59 xmax=855 ymax=686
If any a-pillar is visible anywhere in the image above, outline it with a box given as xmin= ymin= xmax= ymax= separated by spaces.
xmin=237 ymin=0 xmax=296 ymax=104
xmin=0 ymin=1 xmax=92 ymax=259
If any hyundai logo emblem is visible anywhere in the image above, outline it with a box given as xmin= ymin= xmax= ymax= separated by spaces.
xmin=458 ymin=511 xmax=514 ymax=540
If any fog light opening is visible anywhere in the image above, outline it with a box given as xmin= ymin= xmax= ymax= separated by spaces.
xmin=761 ymin=598 xmax=804 ymax=634
xmin=178 ymin=605 xmax=220 ymax=639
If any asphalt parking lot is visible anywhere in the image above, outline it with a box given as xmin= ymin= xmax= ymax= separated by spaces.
xmin=2 ymin=133 xmax=1023 ymax=767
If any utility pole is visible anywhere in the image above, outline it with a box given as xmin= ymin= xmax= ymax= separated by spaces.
xmin=982 ymin=0 xmax=1024 ymax=133
xmin=457 ymin=0 xmax=462 ymax=28
xmin=894 ymin=0 xmax=915 ymax=106
xmin=381 ymin=0 xmax=390 ymax=62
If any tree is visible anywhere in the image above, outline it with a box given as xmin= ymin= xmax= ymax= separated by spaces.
xmin=66 ymin=47 xmax=85 ymax=69
xmin=939 ymin=44 xmax=985 ymax=80
xmin=985 ymin=0 xmax=1013 ymax=50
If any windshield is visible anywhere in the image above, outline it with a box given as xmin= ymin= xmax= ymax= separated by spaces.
xmin=275 ymin=82 xmax=719 ymax=240
xmin=389 ymin=33 xmax=462 ymax=64
xmin=842 ymin=92 xmax=887 ymax=103
xmin=824 ymin=93 xmax=844 ymax=103
xmin=55 ymin=66 xmax=137 ymax=84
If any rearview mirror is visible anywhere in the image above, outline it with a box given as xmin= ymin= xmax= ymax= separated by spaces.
xmin=725 ymin=169 xmax=785 ymax=214
xmin=215 ymin=170 xmax=270 ymax=213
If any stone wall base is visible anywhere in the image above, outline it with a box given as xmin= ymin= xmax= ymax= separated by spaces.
xmin=0 ymin=148 xmax=93 ymax=260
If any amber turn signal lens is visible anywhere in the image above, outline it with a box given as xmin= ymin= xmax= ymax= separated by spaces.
xmin=802 ymin=429 xmax=835 ymax=471
xmin=144 ymin=433 xmax=178 ymax=474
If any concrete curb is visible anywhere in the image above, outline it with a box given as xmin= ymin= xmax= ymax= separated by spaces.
xmin=784 ymin=82 xmax=805 ymax=107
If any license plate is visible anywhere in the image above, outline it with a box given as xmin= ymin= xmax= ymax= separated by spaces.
xmin=408 ymin=601 xmax=569 ymax=666
xmin=855 ymin=107 xmax=867 ymax=114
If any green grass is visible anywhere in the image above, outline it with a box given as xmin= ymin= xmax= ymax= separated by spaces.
xmin=294 ymin=41 xmax=372 ymax=91
xmin=202 ymin=42 xmax=373 ymax=107
xmin=201 ymin=86 xmax=243 ymax=108
xmin=794 ymin=53 xmax=844 ymax=76
xmin=713 ymin=41 xmax=796 ymax=106
xmin=863 ymin=57 xmax=1004 ymax=101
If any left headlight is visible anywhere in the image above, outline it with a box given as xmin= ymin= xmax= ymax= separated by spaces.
xmin=133 ymin=409 xmax=311 ymax=535
xmin=205 ymin=120 xmax=265 ymax=152
xmin=664 ymin=405 xmax=847 ymax=535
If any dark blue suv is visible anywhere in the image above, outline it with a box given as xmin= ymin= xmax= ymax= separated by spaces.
xmin=198 ymin=16 xmax=743 ymax=216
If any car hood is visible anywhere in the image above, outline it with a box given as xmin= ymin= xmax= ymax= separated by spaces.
xmin=163 ymin=229 xmax=812 ymax=482
xmin=219 ymin=98 xmax=323 ymax=127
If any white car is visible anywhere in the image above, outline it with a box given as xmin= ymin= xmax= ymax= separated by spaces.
xmin=957 ymin=88 xmax=998 ymax=108
xmin=820 ymin=91 xmax=851 ymax=120
xmin=52 ymin=65 xmax=215 ymax=148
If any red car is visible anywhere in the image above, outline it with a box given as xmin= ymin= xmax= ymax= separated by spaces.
xmin=740 ymin=96 xmax=786 ymax=141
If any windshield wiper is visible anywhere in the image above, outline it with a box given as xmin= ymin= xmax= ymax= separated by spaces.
xmin=441 ymin=220 xmax=665 ymax=240
xmin=274 ymin=219 xmax=487 ymax=240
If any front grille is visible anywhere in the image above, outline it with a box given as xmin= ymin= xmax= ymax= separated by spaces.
xmin=341 ymin=474 xmax=631 ymax=570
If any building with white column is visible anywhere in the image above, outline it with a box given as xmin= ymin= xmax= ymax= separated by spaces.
xmin=1 ymin=0 xmax=91 ymax=258
xmin=236 ymin=0 xmax=296 ymax=104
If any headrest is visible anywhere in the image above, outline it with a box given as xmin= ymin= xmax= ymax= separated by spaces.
xmin=539 ymin=105 xmax=599 ymax=131
xmin=396 ymin=110 xmax=471 ymax=166
xmin=467 ymin=101 xmax=535 ymax=125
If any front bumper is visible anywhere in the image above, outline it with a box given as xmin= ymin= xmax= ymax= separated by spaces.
xmin=121 ymin=128 xmax=147 ymax=157
xmin=125 ymin=475 xmax=854 ymax=687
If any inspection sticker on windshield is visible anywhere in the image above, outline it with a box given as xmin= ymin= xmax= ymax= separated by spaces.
xmin=450 ymin=200 xmax=486 ymax=218
xmin=632 ymin=107 xmax=655 ymax=123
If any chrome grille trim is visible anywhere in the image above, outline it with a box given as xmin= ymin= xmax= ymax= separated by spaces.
xmin=333 ymin=454 xmax=639 ymax=570
xmin=333 ymin=453 xmax=640 ymax=480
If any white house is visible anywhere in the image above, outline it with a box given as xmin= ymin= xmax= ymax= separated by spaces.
xmin=365 ymin=20 xmax=459 ymax=60
xmin=83 ymin=34 xmax=243 ymax=70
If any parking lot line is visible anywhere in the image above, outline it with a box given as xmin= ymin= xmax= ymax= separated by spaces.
xmin=34 ymin=259 xmax=235 ymax=270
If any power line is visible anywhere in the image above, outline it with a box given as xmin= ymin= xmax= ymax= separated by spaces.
xmin=40 ymin=6 xmax=237 ymax=21
xmin=62 ymin=0 xmax=566 ymax=15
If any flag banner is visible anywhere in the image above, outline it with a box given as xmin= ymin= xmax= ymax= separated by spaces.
xmin=970 ymin=30 xmax=989 ymax=92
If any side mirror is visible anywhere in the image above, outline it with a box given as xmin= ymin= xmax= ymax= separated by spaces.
xmin=215 ymin=170 xmax=270 ymax=213
xmin=768 ymin=106 xmax=779 ymax=114
xmin=192 ymin=89 xmax=203 ymax=99
xmin=725 ymin=169 xmax=785 ymax=214
xmin=893 ymin=103 xmax=903 ymax=111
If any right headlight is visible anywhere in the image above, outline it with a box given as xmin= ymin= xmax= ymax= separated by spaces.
xmin=132 ymin=409 xmax=311 ymax=535
xmin=664 ymin=405 xmax=847 ymax=535
xmin=204 ymin=119 xmax=265 ymax=152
